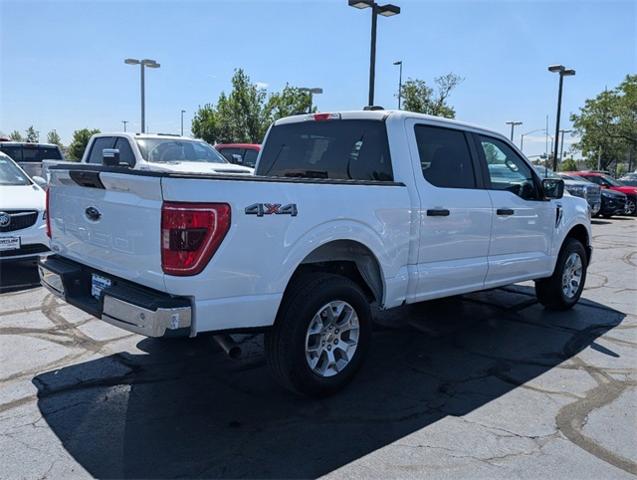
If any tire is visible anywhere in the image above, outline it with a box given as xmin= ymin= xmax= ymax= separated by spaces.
xmin=535 ymin=238 xmax=588 ymax=310
xmin=626 ymin=199 xmax=636 ymax=216
xmin=265 ymin=272 xmax=372 ymax=397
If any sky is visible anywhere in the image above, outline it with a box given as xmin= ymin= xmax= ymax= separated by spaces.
xmin=1 ymin=0 xmax=635 ymax=159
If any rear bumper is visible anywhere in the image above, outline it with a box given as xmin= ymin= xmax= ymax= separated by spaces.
xmin=39 ymin=255 xmax=192 ymax=338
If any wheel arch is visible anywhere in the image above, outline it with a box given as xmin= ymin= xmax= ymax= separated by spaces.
xmin=285 ymin=239 xmax=385 ymax=306
xmin=564 ymin=223 xmax=592 ymax=263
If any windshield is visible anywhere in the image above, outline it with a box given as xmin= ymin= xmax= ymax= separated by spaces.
xmin=0 ymin=155 xmax=31 ymax=186
xmin=135 ymin=138 xmax=228 ymax=164
xmin=600 ymin=175 xmax=622 ymax=187
xmin=582 ymin=174 xmax=621 ymax=187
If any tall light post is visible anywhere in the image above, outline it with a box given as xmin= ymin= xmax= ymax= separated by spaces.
xmin=505 ymin=121 xmax=522 ymax=142
xmin=125 ymin=58 xmax=160 ymax=133
xmin=180 ymin=110 xmax=186 ymax=136
xmin=348 ymin=0 xmax=401 ymax=106
xmin=520 ymin=128 xmax=545 ymax=152
xmin=393 ymin=60 xmax=403 ymax=109
xmin=122 ymin=120 xmax=128 ymax=132
xmin=548 ymin=64 xmax=575 ymax=171
xmin=559 ymin=128 xmax=573 ymax=163
xmin=299 ymin=87 xmax=323 ymax=113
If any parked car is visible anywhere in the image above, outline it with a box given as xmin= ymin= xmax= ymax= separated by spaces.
xmin=40 ymin=110 xmax=591 ymax=396
xmin=564 ymin=171 xmax=637 ymax=215
xmin=598 ymin=188 xmax=628 ymax=218
xmin=0 ymin=141 xmax=64 ymax=179
xmin=618 ymin=174 xmax=637 ymax=187
xmin=0 ymin=152 xmax=49 ymax=262
xmin=41 ymin=133 xmax=254 ymax=181
xmin=215 ymin=143 xmax=261 ymax=168
xmin=535 ymin=168 xmax=601 ymax=216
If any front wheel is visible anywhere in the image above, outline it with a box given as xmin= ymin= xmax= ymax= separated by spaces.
xmin=625 ymin=199 xmax=636 ymax=216
xmin=535 ymin=238 xmax=588 ymax=310
xmin=265 ymin=273 xmax=371 ymax=397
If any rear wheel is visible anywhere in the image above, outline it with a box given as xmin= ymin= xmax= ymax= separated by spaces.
xmin=625 ymin=199 xmax=636 ymax=216
xmin=265 ymin=273 xmax=371 ymax=397
xmin=535 ymin=238 xmax=587 ymax=310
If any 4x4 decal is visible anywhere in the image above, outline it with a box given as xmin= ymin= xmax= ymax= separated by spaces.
xmin=245 ymin=203 xmax=298 ymax=217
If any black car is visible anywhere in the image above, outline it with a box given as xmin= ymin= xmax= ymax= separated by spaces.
xmin=598 ymin=189 xmax=627 ymax=218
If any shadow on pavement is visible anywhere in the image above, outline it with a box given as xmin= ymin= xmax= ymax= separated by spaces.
xmin=33 ymin=285 xmax=625 ymax=479
xmin=0 ymin=260 xmax=41 ymax=293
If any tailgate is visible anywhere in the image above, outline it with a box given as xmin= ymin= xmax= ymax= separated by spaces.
xmin=48 ymin=168 xmax=166 ymax=291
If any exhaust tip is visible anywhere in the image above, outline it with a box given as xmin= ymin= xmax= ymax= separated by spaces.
xmin=212 ymin=334 xmax=242 ymax=360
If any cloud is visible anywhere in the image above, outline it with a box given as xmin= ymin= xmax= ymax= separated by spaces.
xmin=255 ymin=81 xmax=269 ymax=90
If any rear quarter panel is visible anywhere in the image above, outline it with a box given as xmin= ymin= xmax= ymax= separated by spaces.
xmin=160 ymin=176 xmax=412 ymax=332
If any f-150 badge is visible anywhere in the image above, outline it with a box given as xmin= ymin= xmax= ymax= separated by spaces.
xmin=245 ymin=203 xmax=298 ymax=217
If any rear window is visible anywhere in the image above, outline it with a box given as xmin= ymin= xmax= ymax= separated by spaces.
xmin=0 ymin=145 xmax=22 ymax=161
xmin=0 ymin=145 xmax=62 ymax=162
xmin=257 ymin=119 xmax=393 ymax=181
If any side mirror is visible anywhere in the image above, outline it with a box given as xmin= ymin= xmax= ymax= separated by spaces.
xmin=102 ymin=148 xmax=121 ymax=166
xmin=231 ymin=153 xmax=243 ymax=164
xmin=32 ymin=175 xmax=47 ymax=188
xmin=542 ymin=178 xmax=564 ymax=199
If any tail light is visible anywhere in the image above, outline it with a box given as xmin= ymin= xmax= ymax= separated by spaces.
xmin=45 ymin=188 xmax=51 ymax=238
xmin=161 ymin=202 xmax=231 ymax=276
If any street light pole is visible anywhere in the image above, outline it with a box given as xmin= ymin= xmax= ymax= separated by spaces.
xmin=299 ymin=87 xmax=323 ymax=113
xmin=548 ymin=64 xmax=575 ymax=171
xmin=122 ymin=120 xmax=128 ymax=132
xmin=180 ymin=110 xmax=186 ymax=136
xmin=125 ymin=58 xmax=160 ymax=133
xmin=559 ymin=129 xmax=572 ymax=162
xmin=520 ymin=128 xmax=545 ymax=152
xmin=348 ymin=1 xmax=400 ymax=107
xmin=393 ymin=60 xmax=403 ymax=109
xmin=505 ymin=121 xmax=522 ymax=142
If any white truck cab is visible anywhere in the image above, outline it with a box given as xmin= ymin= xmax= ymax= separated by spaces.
xmin=40 ymin=110 xmax=592 ymax=396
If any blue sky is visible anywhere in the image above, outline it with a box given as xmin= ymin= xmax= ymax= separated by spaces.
xmin=1 ymin=0 xmax=635 ymax=158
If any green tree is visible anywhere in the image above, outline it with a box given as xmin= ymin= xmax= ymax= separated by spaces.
xmin=9 ymin=130 xmax=23 ymax=141
xmin=47 ymin=130 xmax=63 ymax=147
xmin=571 ymin=75 xmax=637 ymax=170
xmin=25 ymin=126 xmax=38 ymax=143
xmin=264 ymin=84 xmax=313 ymax=121
xmin=193 ymin=70 xmax=320 ymax=144
xmin=560 ymin=157 xmax=578 ymax=172
xmin=68 ymin=128 xmax=100 ymax=160
xmin=400 ymin=73 xmax=463 ymax=118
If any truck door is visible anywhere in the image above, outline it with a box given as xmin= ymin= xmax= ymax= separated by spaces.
xmin=406 ymin=121 xmax=492 ymax=301
xmin=473 ymin=134 xmax=555 ymax=285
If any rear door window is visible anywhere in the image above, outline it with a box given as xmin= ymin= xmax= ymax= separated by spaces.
xmin=257 ymin=119 xmax=393 ymax=181
xmin=243 ymin=148 xmax=259 ymax=167
xmin=88 ymin=137 xmax=115 ymax=164
xmin=414 ymin=125 xmax=476 ymax=189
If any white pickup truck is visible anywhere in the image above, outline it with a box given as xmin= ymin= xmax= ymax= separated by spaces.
xmin=39 ymin=110 xmax=592 ymax=396
xmin=41 ymin=133 xmax=254 ymax=181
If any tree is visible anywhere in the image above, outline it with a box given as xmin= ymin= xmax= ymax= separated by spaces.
xmin=571 ymin=75 xmax=637 ymax=170
xmin=400 ymin=73 xmax=463 ymax=118
xmin=25 ymin=126 xmax=38 ymax=143
xmin=9 ymin=130 xmax=23 ymax=141
xmin=68 ymin=128 xmax=100 ymax=160
xmin=47 ymin=130 xmax=63 ymax=147
xmin=264 ymin=84 xmax=313 ymax=120
xmin=560 ymin=157 xmax=578 ymax=172
xmin=192 ymin=70 xmax=318 ymax=144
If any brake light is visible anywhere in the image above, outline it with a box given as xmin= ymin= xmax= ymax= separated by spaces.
xmin=45 ymin=188 xmax=51 ymax=238
xmin=312 ymin=113 xmax=341 ymax=121
xmin=161 ymin=202 xmax=231 ymax=276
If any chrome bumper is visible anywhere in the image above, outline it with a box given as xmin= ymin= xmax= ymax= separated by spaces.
xmin=39 ymin=258 xmax=192 ymax=338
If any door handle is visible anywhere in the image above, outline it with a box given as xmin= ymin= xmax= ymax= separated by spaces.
xmin=426 ymin=209 xmax=450 ymax=217
xmin=496 ymin=208 xmax=515 ymax=216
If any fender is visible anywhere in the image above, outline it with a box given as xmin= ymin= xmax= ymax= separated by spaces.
xmin=549 ymin=196 xmax=592 ymax=270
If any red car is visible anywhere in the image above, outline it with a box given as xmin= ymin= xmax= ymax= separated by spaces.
xmin=564 ymin=171 xmax=637 ymax=215
xmin=215 ymin=143 xmax=260 ymax=168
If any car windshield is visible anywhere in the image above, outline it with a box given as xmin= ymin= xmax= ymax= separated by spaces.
xmin=135 ymin=138 xmax=228 ymax=164
xmin=600 ymin=174 xmax=622 ymax=187
xmin=0 ymin=155 xmax=31 ymax=186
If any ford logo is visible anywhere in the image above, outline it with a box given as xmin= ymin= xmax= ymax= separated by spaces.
xmin=85 ymin=207 xmax=101 ymax=221
xmin=0 ymin=212 xmax=10 ymax=227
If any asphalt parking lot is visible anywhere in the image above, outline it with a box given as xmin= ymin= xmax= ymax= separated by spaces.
xmin=0 ymin=218 xmax=636 ymax=479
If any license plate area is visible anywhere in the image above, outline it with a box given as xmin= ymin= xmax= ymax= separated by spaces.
xmin=0 ymin=237 xmax=20 ymax=251
xmin=91 ymin=274 xmax=112 ymax=300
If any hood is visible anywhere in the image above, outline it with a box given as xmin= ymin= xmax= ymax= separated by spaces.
xmin=610 ymin=186 xmax=637 ymax=196
xmin=603 ymin=189 xmax=627 ymax=199
xmin=139 ymin=161 xmax=254 ymax=175
xmin=0 ymin=184 xmax=45 ymax=211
